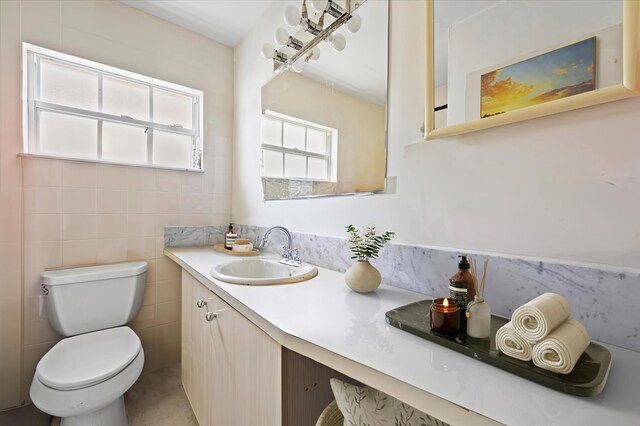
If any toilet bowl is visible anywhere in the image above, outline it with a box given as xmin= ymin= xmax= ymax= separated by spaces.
xmin=30 ymin=262 xmax=147 ymax=426
xmin=31 ymin=327 xmax=144 ymax=425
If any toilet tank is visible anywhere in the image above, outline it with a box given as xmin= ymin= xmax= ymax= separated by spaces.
xmin=41 ymin=262 xmax=147 ymax=337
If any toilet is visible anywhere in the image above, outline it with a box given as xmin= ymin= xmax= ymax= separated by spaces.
xmin=30 ymin=262 xmax=147 ymax=426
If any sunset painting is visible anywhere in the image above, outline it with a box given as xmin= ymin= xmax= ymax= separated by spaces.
xmin=481 ymin=37 xmax=596 ymax=118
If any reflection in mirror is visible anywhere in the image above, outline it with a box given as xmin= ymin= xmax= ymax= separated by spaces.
xmin=433 ymin=0 xmax=623 ymax=130
xmin=260 ymin=0 xmax=388 ymax=200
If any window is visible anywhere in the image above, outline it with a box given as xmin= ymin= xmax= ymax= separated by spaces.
xmin=22 ymin=43 xmax=204 ymax=170
xmin=260 ymin=112 xmax=336 ymax=181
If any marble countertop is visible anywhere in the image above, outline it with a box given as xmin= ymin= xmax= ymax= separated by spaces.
xmin=165 ymin=246 xmax=640 ymax=426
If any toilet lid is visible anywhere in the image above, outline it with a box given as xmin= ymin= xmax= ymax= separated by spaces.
xmin=36 ymin=327 xmax=141 ymax=390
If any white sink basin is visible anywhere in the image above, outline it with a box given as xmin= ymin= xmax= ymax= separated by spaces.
xmin=210 ymin=258 xmax=318 ymax=285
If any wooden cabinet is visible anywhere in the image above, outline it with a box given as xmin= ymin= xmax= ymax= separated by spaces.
xmin=181 ymin=270 xmax=281 ymax=426
xmin=281 ymin=348 xmax=361 ymax=426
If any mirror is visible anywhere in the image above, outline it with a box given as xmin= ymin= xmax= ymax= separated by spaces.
xmin=425 ymin=0 xmax=640 ymax=140
xmin=260 ymin=0 xmax=388 ymax=200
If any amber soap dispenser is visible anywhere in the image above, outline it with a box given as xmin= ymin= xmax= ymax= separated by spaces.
xmin=224 ymin=223 xmax=237 ymax=250
xmin=449 ymin=255 xmax=476 ymax=311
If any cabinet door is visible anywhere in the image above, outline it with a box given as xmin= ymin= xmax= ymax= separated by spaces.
xmin=181 ymin=270 xmax=195 ymax=405
xmin=207 ymin=291 xmax=282 ymax=426
xmin=181 ymin=270 xmax=281 ymax=426
xmin=193 ymin=277 xmax=213 ymax=425
xmin=181 ymin=271 xmax=217 ymax=426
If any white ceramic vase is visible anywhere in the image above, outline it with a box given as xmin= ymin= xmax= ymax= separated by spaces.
xmin=345 ymin=260 xmax=382 ymax=293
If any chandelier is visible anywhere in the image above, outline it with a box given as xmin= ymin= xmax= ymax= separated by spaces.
xmin=261 ymin=0 xmax=363 ymax=73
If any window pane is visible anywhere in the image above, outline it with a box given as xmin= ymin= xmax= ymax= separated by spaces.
xmin=153 ymin=131 xmax=192 ymax=168
xmin=103 ymin=76 xmax=149 ymax=121
xmin=40 ymin=59 xmax=98 ymax=110
xmin=102 ymin=122 xmax=147 ymax=164
xmin=153 ymin=88 xmax=193 ymax=129
xmin=308 ymin=157 xmax=328 ymax=180
xmin=307 ymin=129 xmax=327 ymax=155
xmin=39 ymin=111 xmax=97 ymax=159
xmin=261 ymin=116 xmax=281 ymax=146
xmin=284 ymin=153 xmax=306 ymax=178
xmin=283 ymin=122 xmax=305 ymax=150
xmin=262 ymin=150 xmax=283 ymax=177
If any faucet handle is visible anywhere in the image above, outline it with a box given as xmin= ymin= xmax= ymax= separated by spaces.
xmin=293 ymin=248 xmax=300 ymax=262
xmin=281 ymin=245 xmax=291 ymax=259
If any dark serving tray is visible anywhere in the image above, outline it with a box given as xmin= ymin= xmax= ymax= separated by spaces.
xmin=385 ymin=300 xmax=611 ymax=397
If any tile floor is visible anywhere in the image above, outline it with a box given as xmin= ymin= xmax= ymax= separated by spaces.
xmin=0 ymin=363 xmax=196 ymax=426
xmin=125 ymin=363 xmax=198 ymax=426
xmin=0 ymin=404 xmax=50 ymax=426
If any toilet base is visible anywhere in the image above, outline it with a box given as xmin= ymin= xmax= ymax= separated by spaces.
xmin=61 ymin=395 xmax=127 ymax=426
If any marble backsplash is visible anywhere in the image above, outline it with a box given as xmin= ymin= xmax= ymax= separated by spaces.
xmin=165 ymin=224 xmax=640 ymax=352
xmin=165 ymin=225 xmax=227 ymax=247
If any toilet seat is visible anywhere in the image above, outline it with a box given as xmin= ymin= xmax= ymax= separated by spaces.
xmin=36 ymin=327 xmax=141 ymax=391
xmin=30 ymin=345 xmax=144 ymax=420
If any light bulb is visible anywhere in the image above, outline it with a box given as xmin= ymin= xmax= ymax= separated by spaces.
xmin=261 ymin=43 xmax=275 ymax=59
xmin=274 ymin=28 xmax=290 ymax=47
xmin=331 ymin=33 xmax=346 ymax=52
xmin=310 ymin=46 xmax=321 ymax=61
xmin=284 ymin=5 xmax=301 ymax=27
xmin=346 ymin=13 xmax=361 ymax=33
xmin=309 ymin=0 xmax=328 ymax=13
xmin=292 ymin=59 xmax=305 ymax=73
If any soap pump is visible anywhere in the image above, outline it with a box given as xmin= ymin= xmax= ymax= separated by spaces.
xmin=224 ymin=223 xmax=237 ymax=250
xmin=449 ymin=255 xmax=476 ymax=311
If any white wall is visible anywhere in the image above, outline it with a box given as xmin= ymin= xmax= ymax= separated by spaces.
xmin=233 ymin=0 xmax=640 ymax=269
xmin=0 ymin=1 xmax=24 ymax=409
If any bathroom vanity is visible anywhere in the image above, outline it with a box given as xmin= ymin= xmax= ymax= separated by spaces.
xmin=181 ymin=271 xmax=281 ymax=424
xmin=166 ymin=246 xmax=640 ymax=425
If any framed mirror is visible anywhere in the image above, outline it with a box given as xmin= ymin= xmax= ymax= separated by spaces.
xmin=425 ymin=0 xmax=640 ymax=140
xmin=260 ymin=0 xmax=389 ymax=200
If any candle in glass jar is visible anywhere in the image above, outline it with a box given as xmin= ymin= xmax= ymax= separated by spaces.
xmin=430 ymin=297 xmax=461 ymax=335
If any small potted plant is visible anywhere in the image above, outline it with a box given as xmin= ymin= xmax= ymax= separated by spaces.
xmin=344 ymin=225 xmax=395 ymax=293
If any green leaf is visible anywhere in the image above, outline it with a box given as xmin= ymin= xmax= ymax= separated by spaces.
xmin=345 ymin=224 xmax=395 ymax=261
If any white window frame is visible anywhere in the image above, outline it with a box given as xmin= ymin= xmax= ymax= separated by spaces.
xmin=261 ymin=112 xmax=336 ymax=181
xmin=22 ymin=43 xmax=204 ymax=171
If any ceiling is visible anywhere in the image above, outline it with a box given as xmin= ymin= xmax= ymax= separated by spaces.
xmin=122 ymin=0 xmax=388 ymax=106
xmin=120 ymin=0 xmax=499 ymax=88
xmin=119 ymin=1 xmax=501 ymax=95
xmin=119 ymin=0 xmax=274 ymax=47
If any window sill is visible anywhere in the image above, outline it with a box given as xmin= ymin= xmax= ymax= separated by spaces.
xmin=17 ymin=153 xmax=205 ymax=173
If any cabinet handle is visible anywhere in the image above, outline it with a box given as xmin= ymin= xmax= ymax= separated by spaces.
xmin=205 ymin=312 xmax=218 ymax=321
xmin=196 ymin=299 xmax=207 ymax=308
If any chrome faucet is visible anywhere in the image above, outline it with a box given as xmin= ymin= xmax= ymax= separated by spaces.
xmin=256 ymin=226 xmax=302 ymax=267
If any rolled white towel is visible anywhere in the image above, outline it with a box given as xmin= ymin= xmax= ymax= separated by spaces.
xmin=532 ymin=319 xmax=591 ymax=374
xmin=496 ymin=321 xmax=533 ymax=361
xmin=512 ymin=293 xmax=571 ymax=344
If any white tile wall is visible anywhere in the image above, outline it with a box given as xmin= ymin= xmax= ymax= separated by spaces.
xmin=1 ymin=0 xmax=234 ymax=408
xmin=0 ymin=0 xmax=23 ymax=408
xmin=22 ymin=157 xmax=232 ymax=392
